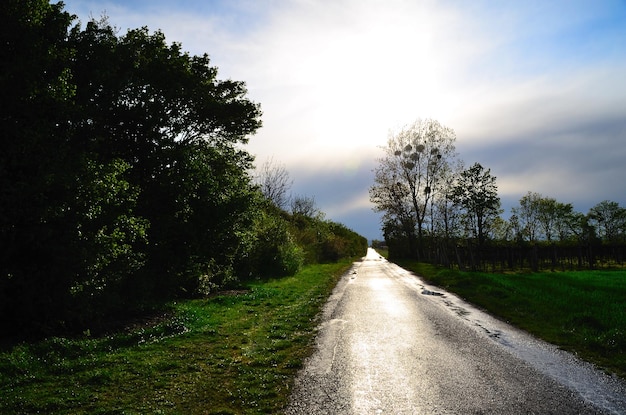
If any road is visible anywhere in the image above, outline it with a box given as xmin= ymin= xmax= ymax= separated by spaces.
xmin=285 ymin=248 xmax=626 ymax=414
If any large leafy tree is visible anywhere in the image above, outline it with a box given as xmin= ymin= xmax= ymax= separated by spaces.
xmin=67 ymin=18 xmax=263 ymax=298
xmin=452 ymin=162 xmax=501 ymax=246
xmin=370 ymin=119 xmax=457 ymax=258
xmin=1 ymin=2 xmax=262 ymax=335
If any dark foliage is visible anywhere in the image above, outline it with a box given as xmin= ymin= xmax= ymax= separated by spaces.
xmin=1 ymin=2 xmax=366 ymax=339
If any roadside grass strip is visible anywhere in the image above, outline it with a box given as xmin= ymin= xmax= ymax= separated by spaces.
xmin=397 ymin=260 xmax=626 ymax=379
xmin=0 ymin=261 xmax=353 ymax=414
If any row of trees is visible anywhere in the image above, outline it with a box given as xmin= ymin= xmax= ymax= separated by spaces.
xmin=506 ymin=195 xmax=626 ymax=244
xmin=0 ymin=1 xmax=366 ymax=338
xmin=370 ymin=119 xmax=626 ymax=268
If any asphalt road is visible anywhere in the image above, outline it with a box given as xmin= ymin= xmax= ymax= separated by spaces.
xmin=285 ymin=248 xmax=626 ymax=414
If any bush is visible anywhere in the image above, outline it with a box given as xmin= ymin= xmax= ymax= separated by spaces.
xmin=246 ymin=206 xmax=304 ymax=278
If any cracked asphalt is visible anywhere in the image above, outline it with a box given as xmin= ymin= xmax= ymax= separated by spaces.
xmin=285 ymin=248 xmax=626 ymax=414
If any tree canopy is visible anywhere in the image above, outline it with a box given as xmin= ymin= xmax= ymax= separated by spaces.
xmin=451 ymin=163 xmax=501 ymax=246
xmin=370 ymin=118 xmax=457 ymax=258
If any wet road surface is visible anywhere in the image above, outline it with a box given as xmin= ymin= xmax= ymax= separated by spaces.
xmin=285 ymin=249 xmax=626 ymax=414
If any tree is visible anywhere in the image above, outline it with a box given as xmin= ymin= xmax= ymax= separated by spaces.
xmin=66 ymin=158 xmax=149 ymax=323
xmin=256 ymin=157 xmax=292 ymax=209
xmin=370 ymin=169 xmax=418 ymax=258
xmin=370 ymin=119 xmax=457 ymax=258
xmin=451 ymin=162 xmax=501 ymax=246
xmin=489 ymin=216 xmax=514 ymax=241
xmin=291 ymin=195 xmax=321 ymax=218
xmin=511 ymin=193 xmax=579 ymax=243
xmin=554 ymin=206 xmax=580 ymax=242
xmin=537 ymin=198 xmax=574 ymax=242
xmin=67 ymin=18 xmax=262 ymax=298
xmin=588 ymin=200 xmax=626 ymax=243
xmin=0 ymin=1 xmax=141 ymax=330
xmin=511 ymin=192 xmax=542 ymax=242
xmin=1 ymin=5 xmax=263 ymax=335
xmin=430 ymin=161 xmax=464 ymax=240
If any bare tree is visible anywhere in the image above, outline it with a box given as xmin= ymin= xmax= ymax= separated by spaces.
xmin=256 ymin=157 xmax=292 ymax=209
xmin=370 ymin=167 xmax=418 ymax=256
xmin=291 ymin=194 xmax=321 ymax=218
xmin=370 ymin=118 xmax=457 ymax=258
xmin=431 ymin=159 xmax=464 ymax=239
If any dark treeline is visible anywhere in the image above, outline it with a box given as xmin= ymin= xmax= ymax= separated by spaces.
xmin=370 ymin=120 xmax=626 ymax=270
xmin=386 ymin=237 xmax=626 ymax=273
xmin=0 ymin=1 xmax=366 ymax=339
xmin=381 ymin=194 xmax=626 ymax=272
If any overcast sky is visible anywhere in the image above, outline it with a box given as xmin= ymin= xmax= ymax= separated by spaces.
xmin=63 ymin=0 xmax=626 ymax=242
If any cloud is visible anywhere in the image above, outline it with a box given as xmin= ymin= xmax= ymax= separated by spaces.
xmin=455 ymin=61 xmax=626 ymax=213
xmin=229 ymin=0 xmax=495 ymax=161
xmin=63 ymin=0 xmax=626 ymax=239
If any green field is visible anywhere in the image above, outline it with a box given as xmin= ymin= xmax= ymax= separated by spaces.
xmin=395 ymin=259 xmax=626 ymax=379
xmin=0 ymin=261 xmax=353 ymax=414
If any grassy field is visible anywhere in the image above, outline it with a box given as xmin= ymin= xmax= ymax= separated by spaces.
xmin=0 ymin=260 xmax=353 ymax=414
xmin=395 ymin=259 xmax=626 ymax=379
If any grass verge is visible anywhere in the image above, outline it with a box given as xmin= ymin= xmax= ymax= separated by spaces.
xmin=0 ymin=260 xmax=354 ymax=414
xmin=395 ymin=259 xmax=626 ymax=379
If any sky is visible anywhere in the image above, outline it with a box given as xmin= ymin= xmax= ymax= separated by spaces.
xmin=63 ymin=0 xmax=626 ymax=242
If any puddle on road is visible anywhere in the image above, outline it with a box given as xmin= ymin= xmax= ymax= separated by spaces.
xmin=388 ymin=264 xmax=626 ymax=415
xmin=421 ymin=289 xmax=444 ymax=296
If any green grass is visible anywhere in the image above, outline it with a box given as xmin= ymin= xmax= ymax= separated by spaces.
xmin=0 ymin=260 xmax=353 ymax=414
xmin=375 ymin=248 xmax=389 ymax=259
xmin=396 ymin=259 xmax=626 ymax=379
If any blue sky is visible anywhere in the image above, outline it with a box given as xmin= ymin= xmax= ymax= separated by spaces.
xmin=63 ymin=0 xmax=626 ymax=242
